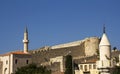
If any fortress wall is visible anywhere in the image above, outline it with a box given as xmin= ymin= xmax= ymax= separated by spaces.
xmin=31 ymin=45 xmax=85 ymax=65
xmin=84 ymin=37 xmax=100 ymax=56
xmin=51 ymin=37 xmax=99 ymax=51
xmin=32 ymin=37 xmax=99 ymax=54
xmin=31 ymin=37 xmax=99 ymax=65
xmin=51 ymin=40 xmax=84 ymax=49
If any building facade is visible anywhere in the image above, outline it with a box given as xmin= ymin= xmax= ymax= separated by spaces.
xmin=0 ymin=27 xmax=31 ymax=74
xmin=0 ymin=52 xmax=31 ymax=74
xmin=75 ymin=61 xmax=99 ymax=74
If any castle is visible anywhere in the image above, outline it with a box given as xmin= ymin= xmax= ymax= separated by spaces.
xmin=0 ymin=27 xmax=120 ymax=74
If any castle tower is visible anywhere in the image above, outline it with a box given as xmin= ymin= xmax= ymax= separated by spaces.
xmin=23 ymin=27 xmax=29 ymax=53
xmin=98 ymin=26 xmax=112 ymax=74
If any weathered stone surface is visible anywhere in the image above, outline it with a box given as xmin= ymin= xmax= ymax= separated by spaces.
xmin=0 ymin=62 xmax=3 ymax=74
xmin=30 ymin=37 xmax=100 ymax=73
xmin=84 ymin=37 xmax=99 ymax=56
xmin=30 ymin=37 xmax=99 ymax=64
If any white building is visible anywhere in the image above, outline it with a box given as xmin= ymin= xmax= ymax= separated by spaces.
xmin=75 ymin=59 xmax=99 ymax=74
xmin=0 ymin=27 xmax=31 ymax=74
xmin=0 ymin=51 xmax=31 ymax=74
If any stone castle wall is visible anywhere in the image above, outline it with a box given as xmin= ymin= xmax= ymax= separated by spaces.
xmin=51 ymin=40 xmax=84 ymax=49
xmin=50 ymin=37 xmax=99 ymax=56
xmin=30 ymin=37 xmax=99 ymax=74
xmin=31 ymin=37 xmax=99 ymax=64
xmin=84 ymin=37 xmax=99 ymax=56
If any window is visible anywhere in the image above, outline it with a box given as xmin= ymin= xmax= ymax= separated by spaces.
xmin=84 ymin=65 xmax=87 ymax=71
xmin=93 ymin=64 xmax=96 ymax=69
xmin=80 ymin=65 xmax=83 ymax=70
xmin=26 ymin=60 xmax=29 ymax=64
xmin=15 ymin=59 xmax=18 ymax=64
xmin=6 ymin=60 xmax=8 ymax=64
xmin=89 ymin=65 xmax=91 ymax=69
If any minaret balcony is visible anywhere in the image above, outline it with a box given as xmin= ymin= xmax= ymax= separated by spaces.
xmin=23 ymin=40 xmax=29 ymax=43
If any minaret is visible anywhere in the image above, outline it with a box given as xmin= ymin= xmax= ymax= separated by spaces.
xmin=23 ymin=27 xmax=29 ymax=53
xmin=98 ymin=26 xmax=112 ymax=74
xmin=99 ymin=26 xmax=111 ymax=61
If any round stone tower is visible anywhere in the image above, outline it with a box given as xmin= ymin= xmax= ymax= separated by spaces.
xmin=98 ymin=26 xmax=112 ymax=74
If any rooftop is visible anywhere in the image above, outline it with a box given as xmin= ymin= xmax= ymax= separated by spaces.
xmin=0 ymin=51 xmax=30 ymax=56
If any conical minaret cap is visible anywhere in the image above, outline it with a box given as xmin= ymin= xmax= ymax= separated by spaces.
xmin=99 ymin=33 xmax=110 ymax=46
xmin=100 ymin=25 xmax=110 ymax=46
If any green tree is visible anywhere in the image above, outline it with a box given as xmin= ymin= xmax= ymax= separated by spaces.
xmin=113 ymin=66 xmax=120 ymax=74
xmin=15 ymin=64 xmax=51 ymax=74
xmin=65 ymin=55 xmax=73 ymax=74
xmin=113 ymin=47 xmax=117 ymax=51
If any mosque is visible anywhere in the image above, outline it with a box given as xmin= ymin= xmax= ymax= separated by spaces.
xmin=0 ymin=28 xmax=31 ymax=74
xmin=0 ymin=26 xmax=119 ymax=74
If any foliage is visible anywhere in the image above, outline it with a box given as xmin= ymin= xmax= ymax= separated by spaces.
xmin=113 ymin=47 xmax=117 ymax=50
xmin=113 ymin=66 xmax=120 ymax=74
xmin=65 ymin=55 xmax=73 ymax=74
xmin=15 ymin=63 xmax=51 ymax=74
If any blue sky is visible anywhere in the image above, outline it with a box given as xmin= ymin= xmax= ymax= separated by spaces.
xmin=0 ymin=0 xmax=120 ymax=54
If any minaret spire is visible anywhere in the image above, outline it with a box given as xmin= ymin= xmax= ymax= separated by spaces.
xmin=100 ymin=25 xmax=110 ymax=46
xmin=25 ymin=27 xmax=28 ymax=33
xmin=23 ymin=27 xmax=29 ymax=53
xmin=103 ymin=24 xmax=106 ymax=33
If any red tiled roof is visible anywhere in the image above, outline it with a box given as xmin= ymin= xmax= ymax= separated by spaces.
xmin=0 ymin=51 xmax=30 ymax=56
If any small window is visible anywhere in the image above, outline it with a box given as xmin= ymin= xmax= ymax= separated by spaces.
xmin=80 ymin=65 xmax=83 ymax=70
xmin=15 ymin=59 xmax=18 ymax=64
xmin=6 ymin=60 xmax=8 ymax=64
xmin=84 ymin=65 xmax=87 ymax=71
xmin=93 ymin=64 xmax=96 ymax=69
xmin=26 ymin=60 xmax=29 ymax=64
xmin=89 ymin=65 xmax=92 ymax=69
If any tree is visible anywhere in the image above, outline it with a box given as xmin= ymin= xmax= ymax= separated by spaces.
xmin=65 ymin=55 xmax=73 ymax=74
xmin=113 ymin=66 xmax=120 ymax=74
xmin=113 ymin=47 xmax=117 ymax=51
xmin=15 ymin=64 xmax=51 ymax=74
